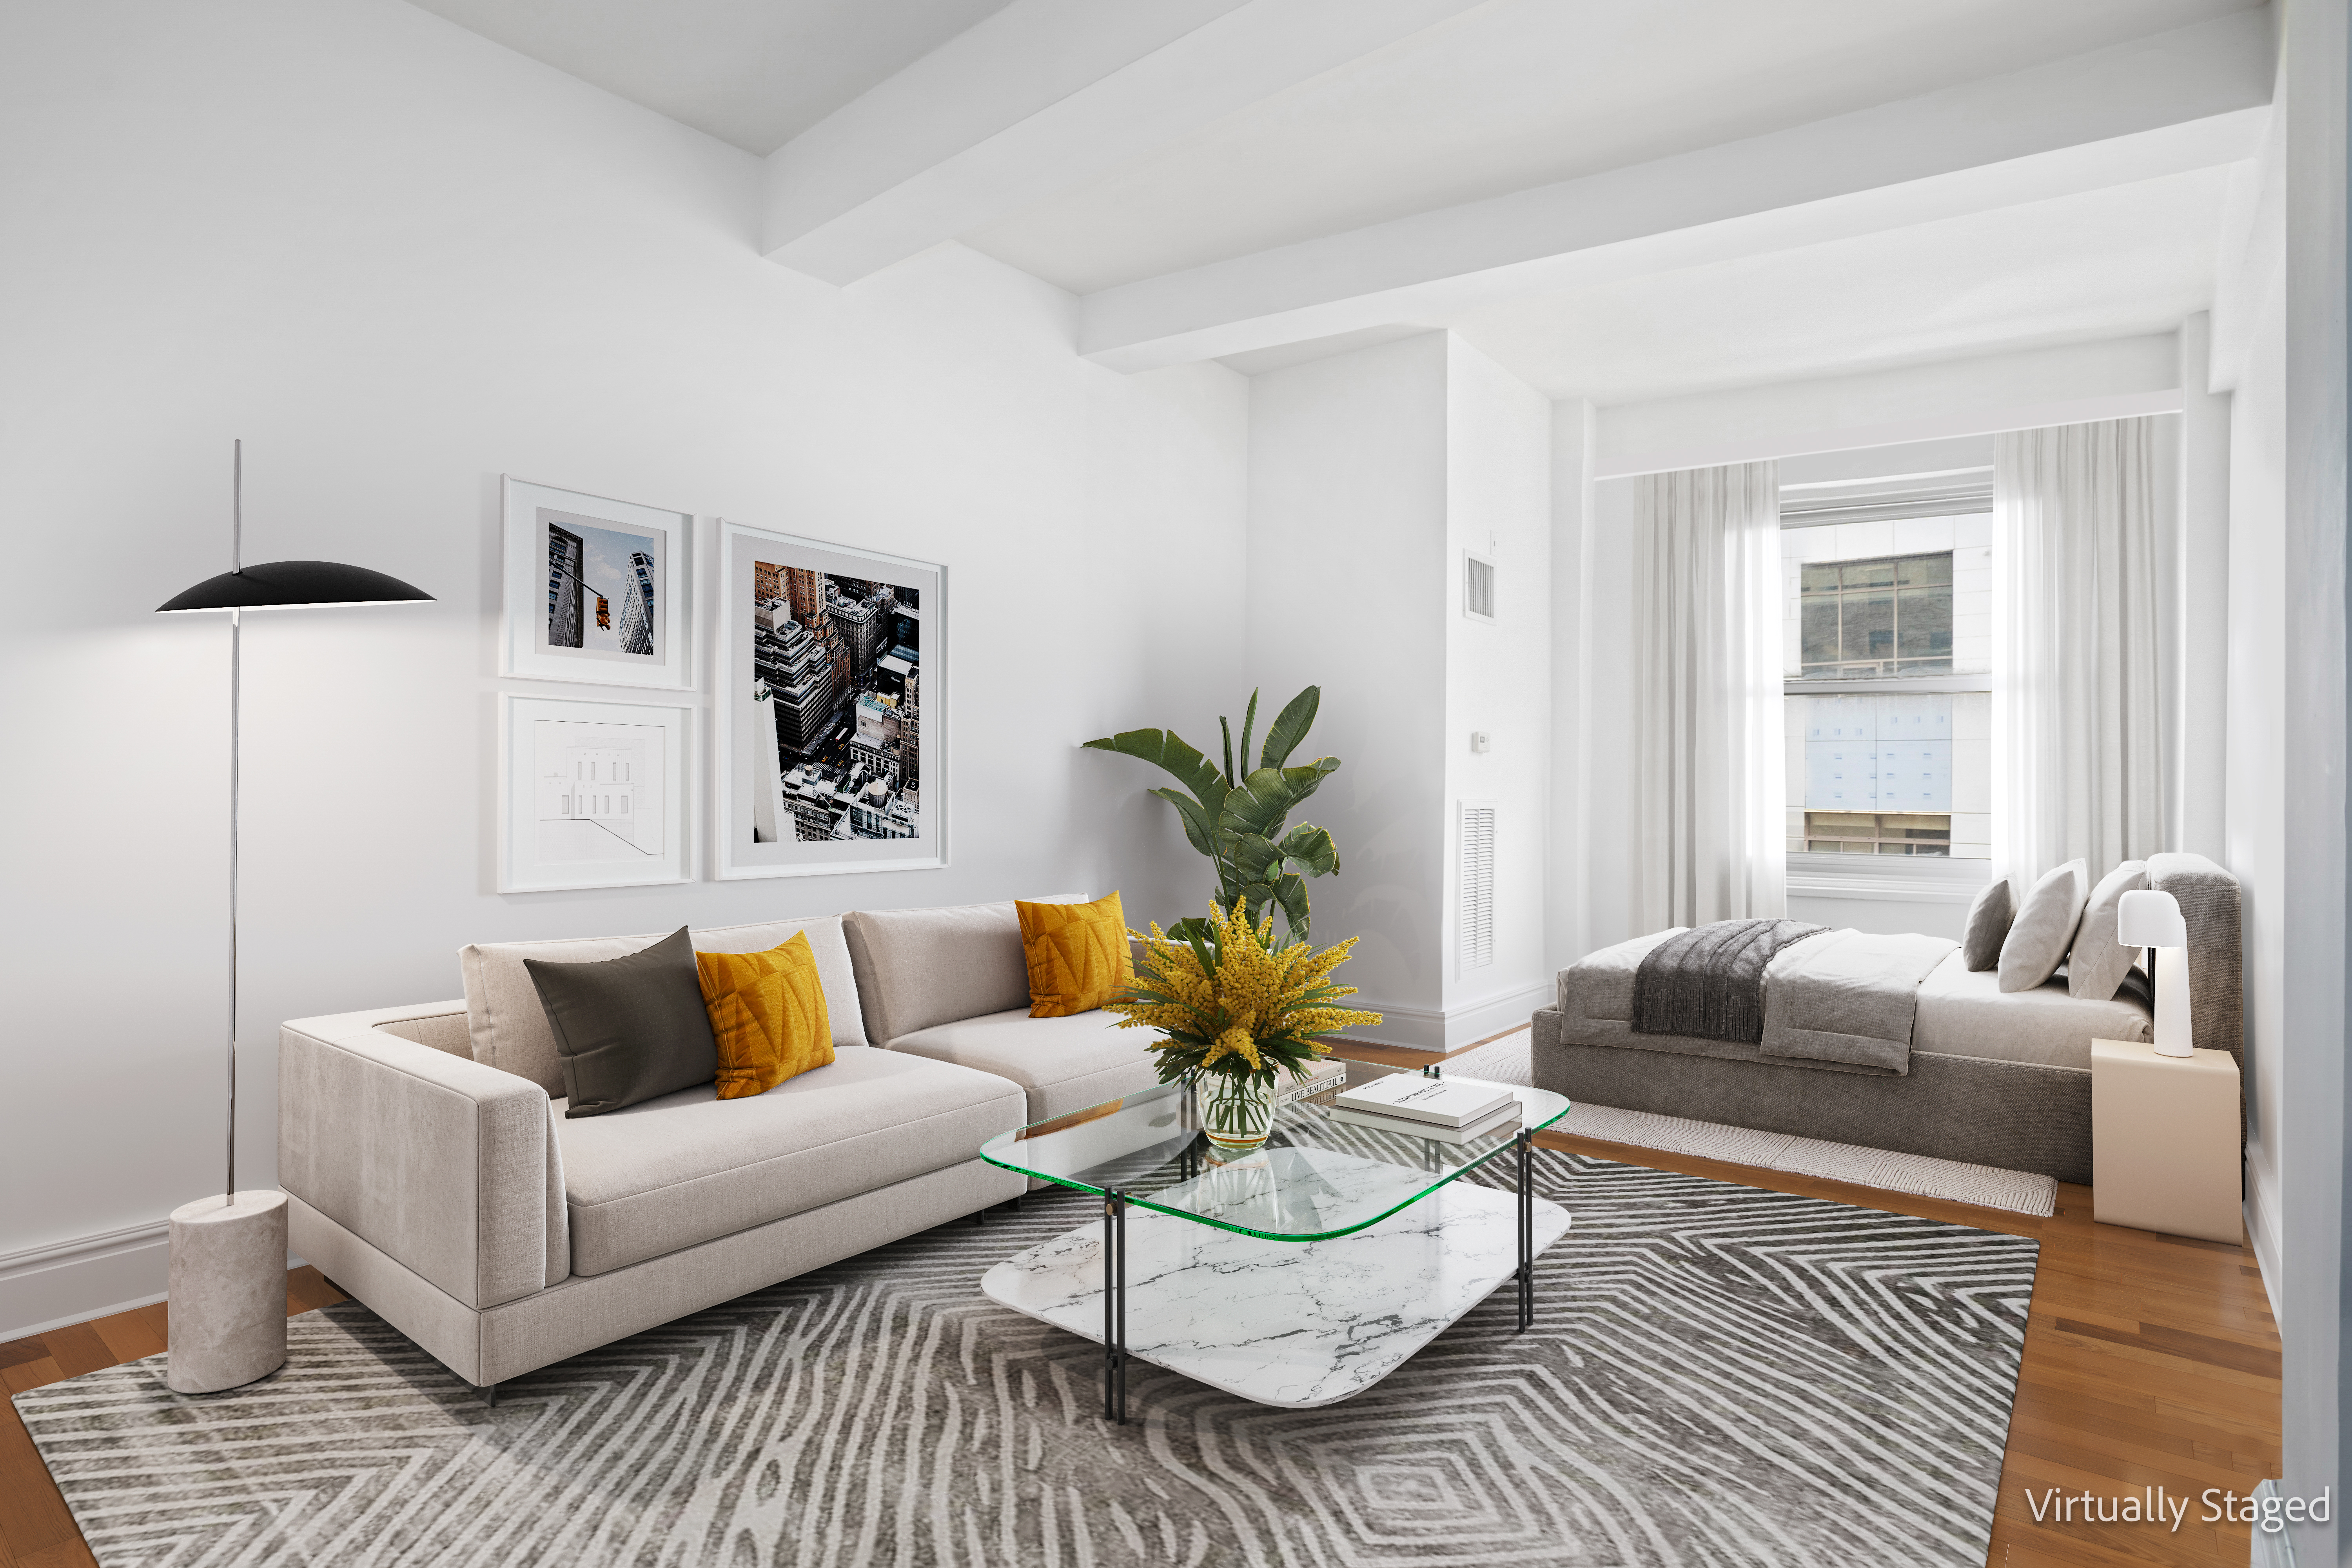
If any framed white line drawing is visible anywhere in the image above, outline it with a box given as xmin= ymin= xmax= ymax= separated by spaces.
xmin=499 ymin=693 xmax=695 ymax=892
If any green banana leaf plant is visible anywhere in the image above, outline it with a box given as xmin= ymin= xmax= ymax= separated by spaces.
xmin=1083 ymin=686 xmax=1341 ymax=942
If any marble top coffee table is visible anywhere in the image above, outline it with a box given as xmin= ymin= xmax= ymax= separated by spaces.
xmin=976 ymin=1061 xmax=1572 ymax=1421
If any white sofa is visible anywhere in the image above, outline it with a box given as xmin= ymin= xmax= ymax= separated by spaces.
xmin=278 ymin=898 xmax=1160 ymax=1390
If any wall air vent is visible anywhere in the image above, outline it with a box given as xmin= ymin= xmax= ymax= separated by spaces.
xmin=1463 ymin=551 xmax=1496 ymax=622
xmin=1460 ymin=803 xmax=1495 ymax=970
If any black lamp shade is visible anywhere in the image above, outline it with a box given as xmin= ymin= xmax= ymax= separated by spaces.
xmin=156 ymin=560 xmax=434 ymax=613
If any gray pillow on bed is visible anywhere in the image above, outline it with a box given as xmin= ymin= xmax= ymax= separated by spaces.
xmin=1961 ymin=879 xmax=2014 ymax=971
xmin=2068 ymin=860 xmax=2149 ymax=1000
xmin=1998 ymin=858 xmax=2089 ymax=993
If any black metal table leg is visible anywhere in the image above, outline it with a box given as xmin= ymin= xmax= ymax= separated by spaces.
xmin=1103 ymin=1189 xmax=1128 ymax=1424
xmin=1515 ymin=1129 xmax=1533 ymax=1332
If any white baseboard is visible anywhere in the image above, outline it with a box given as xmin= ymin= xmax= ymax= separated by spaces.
xmin=0 ymin=1217 xmax=309 ymax=1343
xmin=1333 ymin=981 xmax=1552 ymax=1051
xmin=2251 ymin=1481 xmax=2296 ymax=1567
xmin=0 ymin=1220 xmax=171 ymax=1342
xmin=2244 ymin=1153 xmax=2284 ymax=1325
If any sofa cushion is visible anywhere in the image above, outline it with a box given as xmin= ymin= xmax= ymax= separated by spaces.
xmin=886 ymin=1007 xmax=1162 ymax=1123
xmin=843 ymin=895 xmax=1084 ymax=1045
xmin=462 ymin=915 xmax=866 ymax=1097
xmin=524 ymin=927 xmax=720 ymax=1118
xmin=1017 ymin=892 xmax=1133 ymax=1016
xmin=697 ymin=933 xmax=835 ymax=1099
xmin=552 ymin=1047 xmax=1023 ymax=1276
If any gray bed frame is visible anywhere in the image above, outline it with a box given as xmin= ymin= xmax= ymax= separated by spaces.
xmin=1528 ymin=852 xmax=2243 ymax=1186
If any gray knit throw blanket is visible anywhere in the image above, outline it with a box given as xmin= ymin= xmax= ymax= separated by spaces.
xmin=1632 ymin=919 xmax=1828 ymax=1044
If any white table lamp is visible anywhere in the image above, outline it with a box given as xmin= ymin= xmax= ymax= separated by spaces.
xmin=2117 ymin=888 xmax=2193 ymax=1059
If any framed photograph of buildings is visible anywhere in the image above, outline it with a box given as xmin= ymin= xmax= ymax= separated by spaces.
xmin=499 ymin=694 xmax=695 ymax=892
xmin=501 ymin=477 xmax=692 ymax=690
xmin=715 ymin=520 xmax=944 ymax=879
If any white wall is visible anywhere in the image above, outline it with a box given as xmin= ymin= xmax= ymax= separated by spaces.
xmin=0 ymin=0 xmax=1250 ymax=1337
xmin=1578 ymin=479 xmax=1642 ymax=952
xmin=2178 ymin=314 xmax=2234 ymax=860
xmin=1547 ymin=399 xmax=1597 ymax=974
xmin=2226 ymin=282 xmax=2287 ymax=1297
xmin=1441 ymin=338 xmax=1553 ymax=1042
xmin=1247 ymin=336 xmax=1452 ymax=1036
xmin=2270 ymin=0 xmax=2350 ymax=1549
xmin=1245 ymin=332 xmax=1551 ymax=1047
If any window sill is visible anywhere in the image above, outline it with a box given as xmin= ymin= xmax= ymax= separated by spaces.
xmin=1786 ymin=853 xmax=1988 ymax=905
xmin=1784 ymin=674 xmax=1992 ymax=694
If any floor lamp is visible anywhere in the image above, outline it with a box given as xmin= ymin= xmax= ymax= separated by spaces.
xmin=154 ymin=441 xmax=432 ymax=1394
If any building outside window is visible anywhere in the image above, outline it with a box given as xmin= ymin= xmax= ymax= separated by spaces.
xmin=1780 ymin=488 xmax=1993 ymax=863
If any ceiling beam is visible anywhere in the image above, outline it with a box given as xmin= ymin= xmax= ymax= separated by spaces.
xmin=1077 ymin=9 xmax=2275 ymax=372
xmin=762 ymin=0 xmax=1497 ymax=286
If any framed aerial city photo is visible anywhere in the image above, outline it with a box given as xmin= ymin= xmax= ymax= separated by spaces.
xmin=498 ymin=694 xmax=695 ymax=892
xmin=501 ymin=477 xmax=692 ymax=690
xmin=714 ymin=520 xmax=944 ymax=879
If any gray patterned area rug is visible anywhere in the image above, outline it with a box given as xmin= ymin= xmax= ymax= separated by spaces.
xmin=16 ymin=1152 xmax=2037 ymax=1568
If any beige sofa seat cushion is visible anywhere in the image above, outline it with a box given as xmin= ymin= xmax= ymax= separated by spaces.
xmin=554 ymin=1047 xmax=1023 ymax=1277
xmin=1912 ymin=951 xmax=2151 ymax=1069
xmin=462 ymin=915 xmax=867 ymax=1096
xmin=886 ymin=1007 xmax=1162 ymax=1123
xmin=843 ymin=895 xmax=1084 ymax=1045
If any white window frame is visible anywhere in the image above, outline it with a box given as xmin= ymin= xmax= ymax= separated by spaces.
xmin=1781 ymin=508 xmax=1992 ymax=903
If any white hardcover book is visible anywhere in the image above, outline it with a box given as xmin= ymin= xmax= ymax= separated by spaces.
xmin=1330 ymin=1073 xmax=1514 ymax=1128
xmin=1275 ymin=1062 xmax=1349 ymax=1107
xmin=1328 ymin=1103 xmax=1522 ymax=1146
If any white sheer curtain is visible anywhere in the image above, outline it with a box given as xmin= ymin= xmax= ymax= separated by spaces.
xmin=1631 ymin=461 xmax=1786 ymax=931
xmin=1993 ymin=416 xmax=2177 ymax=887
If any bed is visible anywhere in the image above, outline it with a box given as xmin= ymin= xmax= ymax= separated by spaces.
xmin=1527 ymin=852 xmax=2242 ymax=1184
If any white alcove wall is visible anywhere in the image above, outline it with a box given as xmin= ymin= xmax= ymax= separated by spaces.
xmin=0 ymin=0 xmax=1250 ymax=1337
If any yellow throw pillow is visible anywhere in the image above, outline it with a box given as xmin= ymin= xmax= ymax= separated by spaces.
xmin=1016 ymin=892 xmax=1135 ymax=1017
xmin=694 ymin=931 xmax=835 ymax=1100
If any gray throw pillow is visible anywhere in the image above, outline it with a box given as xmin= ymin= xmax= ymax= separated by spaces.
xmin=1997 ymin=859 xmax=2090 ymax=993
xmin=2068 ymin=860 xmax=2150 ymax=1000
xmin=1961 ymin=879 xmax=2014 ymax=971
xmin=524 ymin=926 xmax=718 ymax=1117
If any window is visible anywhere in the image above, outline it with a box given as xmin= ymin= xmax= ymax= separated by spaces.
xmin=1781 ymin=508 xmax=1992 ymax=864
xmin=1798 ymin=553 xmax=1953 ymax=676
xmin=1802 ymin=811 xmax=1951 ymax=855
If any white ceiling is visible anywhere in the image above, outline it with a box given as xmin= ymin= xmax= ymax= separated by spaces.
xmin=406 ymin=0 xmax=1015 ymax=154
xmin=408 ymin=0 xmax=2267 ymax=406
xmin=963 ymin=0 xmax=2259 ymax=294
xmin=1438 ymin=166 xmax=2234 ymax=403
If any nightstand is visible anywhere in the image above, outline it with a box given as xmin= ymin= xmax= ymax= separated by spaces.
xmin=2090 ymin=1038 xmax=2242 ymax=1243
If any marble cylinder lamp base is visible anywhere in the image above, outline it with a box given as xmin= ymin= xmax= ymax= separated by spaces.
xmin=166 ymin=1190 xmax=289 ymax=1394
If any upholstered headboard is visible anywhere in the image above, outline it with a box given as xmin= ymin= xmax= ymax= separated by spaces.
xmin=2146 ymin=852 xmax=2243 ymax=1062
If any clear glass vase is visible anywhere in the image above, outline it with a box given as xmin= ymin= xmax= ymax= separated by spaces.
xmin=1198 ymin=1072 xmax=1277 ymax=1159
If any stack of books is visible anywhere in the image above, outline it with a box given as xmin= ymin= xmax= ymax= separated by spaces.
xmin=1329 ymin=1074 xmax=1520 ymax=1145
xmin=1274 ymin=1061 xmax=1350 ymax=1107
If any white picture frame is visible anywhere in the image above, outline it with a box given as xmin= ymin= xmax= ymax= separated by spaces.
xmin=714 ymin=519 xmax=946 ymax=879
xmin=500 ymin=694 xmax=696 ymax=892
xmin=501 ymin=477 xmax=693 ymax=690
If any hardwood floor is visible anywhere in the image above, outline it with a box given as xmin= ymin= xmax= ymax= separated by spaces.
xmin=0 ymin=1060 xmax=2279 ymax=1568
xmin=0 ymin=1268 xmax=347 ymax=1568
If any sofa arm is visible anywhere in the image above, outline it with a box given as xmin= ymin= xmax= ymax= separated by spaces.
xmin=280 ymin=1005 xmax=564 ymax=1309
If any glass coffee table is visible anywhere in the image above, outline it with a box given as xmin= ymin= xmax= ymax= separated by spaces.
xmin=977 ymin=1061 xmax=1572 ymax=1421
